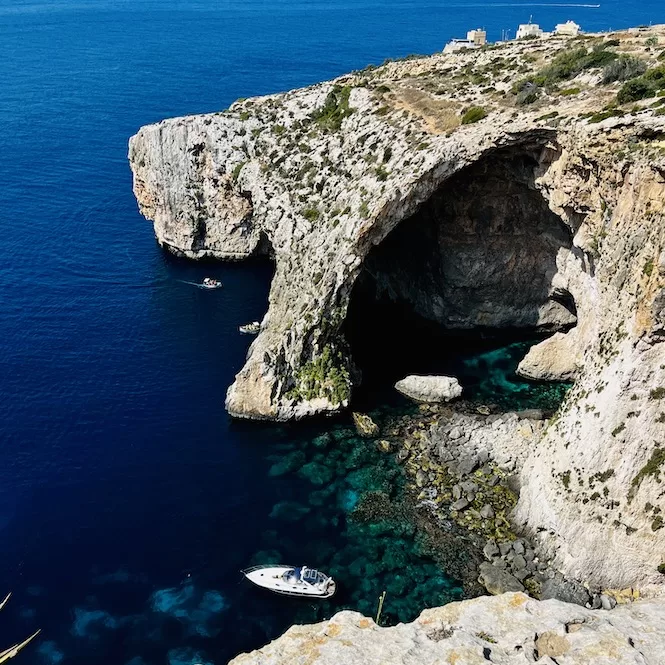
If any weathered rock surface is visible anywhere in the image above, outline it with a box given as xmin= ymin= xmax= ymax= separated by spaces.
xmin=229 ymin=592 xmax=665 ymax=665
xmin=516 ymin=330 xmax=580 ymax=381
xmin=394 ymin=375 xmax=462 ymax=403
xmin=393 ymin=407 xmax=552 ymax=595
xmin=352 ymin=412 xmax=380 ymax=437
xmin=478 ymin=562 xmax=525 ymax=594
xmin=130 ymin=27 xmax=665 ymax=590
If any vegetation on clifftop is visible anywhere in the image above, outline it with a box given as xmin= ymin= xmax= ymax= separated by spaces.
xmin=461 ymin=106 xmax=487 ymax=124
xmin=617 ymin=64 xmax=665 ymax=103
xmin=311 ymin=85 xmax=354 ymax=132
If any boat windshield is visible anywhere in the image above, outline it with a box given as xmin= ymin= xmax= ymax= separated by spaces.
xmin=283 ymin=567 xmax=302 ymax=583
xmin=302 ymin=568 xmax=327 ymax=584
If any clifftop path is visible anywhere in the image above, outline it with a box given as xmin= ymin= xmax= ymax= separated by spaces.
xmin=130 ymin=27 xmax=665 ymax=590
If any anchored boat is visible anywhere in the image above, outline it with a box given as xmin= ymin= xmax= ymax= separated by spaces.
xmin=239 ymin=321 xmax=260 ymax=335
xmin=242 ymin=564 xmax=336 ymax=598
xmin=201 ymin=277 xmax=223 ymax=289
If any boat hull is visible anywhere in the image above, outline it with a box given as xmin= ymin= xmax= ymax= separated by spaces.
xmin=242 ymin=565 xmax=336 ymax=598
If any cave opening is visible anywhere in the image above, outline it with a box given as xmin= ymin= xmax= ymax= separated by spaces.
xmin=344 ymin=145 xmax=576 ymax=412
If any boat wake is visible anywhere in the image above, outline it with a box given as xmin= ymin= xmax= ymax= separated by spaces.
xmin=177 ymin=280 xmax=223 ymax=290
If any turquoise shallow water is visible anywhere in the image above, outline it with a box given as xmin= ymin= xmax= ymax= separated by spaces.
xmin=0 ymin=0 xmax=660 ymax=663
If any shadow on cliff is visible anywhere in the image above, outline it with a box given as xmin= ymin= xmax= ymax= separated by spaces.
xmin=344 ymin=145 xmax=576 ymax=409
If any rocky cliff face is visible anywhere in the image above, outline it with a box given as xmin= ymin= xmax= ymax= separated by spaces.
xmin=229 ymin=592 xmax=665 ymax=665
xmin=129 ymin=27 xmax=665 ymax=590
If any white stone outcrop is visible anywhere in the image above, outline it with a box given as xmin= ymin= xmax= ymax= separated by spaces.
xmin=395 ymin=375 xmax=463 ymax=403
xmin=229 ymin=592 xmax=665 ymax=665
xmin=517 ymin=330 xmax=580 ymax=381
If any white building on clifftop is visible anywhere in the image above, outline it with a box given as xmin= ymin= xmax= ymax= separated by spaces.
xmin=443 ymin=29 xmax=487 ymax=54
xmin=555 ymin=20 xmax=582 ymax=37
xmin=516 ymin=20 xmax=544 ymax=39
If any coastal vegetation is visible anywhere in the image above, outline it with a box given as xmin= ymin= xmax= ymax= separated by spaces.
xmin=602 ymin=55 xmax=648 ymax=83
xmin=628 ymin=446 xmax=665 ymax=502
xmin=514 ymin=42 xmax=618 ymax=95
xmin=617 ymin=64 xmax=665 ymax=103
xmin=311 ymin=85 xmax=354 ymax=132
xmin=461 ymin=106 xmax=487 ymax=124
xmin=286 ymin=346 xmax=351 ymax=404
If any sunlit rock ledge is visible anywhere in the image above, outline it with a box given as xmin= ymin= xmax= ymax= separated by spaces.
xmin=229 ymin=592 xmax=665 ymax=665
xmin=130 ymin=26 xmax=665 ymax=589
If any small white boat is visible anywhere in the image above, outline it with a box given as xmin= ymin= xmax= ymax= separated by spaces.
xmin=201 ymin=277 xmax=222 ymax=289
xmin=242 ymin=564 xmax=336 ymax=598
xmin=239 ymin=321 xmax=260 ymax=335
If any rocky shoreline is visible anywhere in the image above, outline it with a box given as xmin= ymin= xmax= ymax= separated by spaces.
xmin=368 ymin=401 xmax=638 ymax=611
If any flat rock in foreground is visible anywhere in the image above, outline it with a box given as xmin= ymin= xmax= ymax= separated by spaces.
xmin=229 ymin=592 xmax=665 ymax=665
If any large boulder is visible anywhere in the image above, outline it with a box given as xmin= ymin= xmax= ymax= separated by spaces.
xmin=478 ymin=562 xmax=525 ymax=595
xmin=395 ymin=375 xmax=463 ymax=403
xmin=516 ymin=331 xmax=579 ymax=381
xmin=540 ymin=574 xmax=591 ymax=607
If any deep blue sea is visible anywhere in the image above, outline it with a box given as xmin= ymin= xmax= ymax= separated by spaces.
xmin=0 ymin=1 xmax=663 ymax=663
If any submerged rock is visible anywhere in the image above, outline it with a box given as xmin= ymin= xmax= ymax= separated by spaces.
xmin=352 ymin=412 xmax=380 ymax=438
xmin=268 ymin=450 xmax=306 ymax=476
xmin=269 ymin=501 xmax=311 ymax=522
xmin=395 ymin=376 xmax=463 ymax=404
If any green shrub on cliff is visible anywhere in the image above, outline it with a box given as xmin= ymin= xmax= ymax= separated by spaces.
xmin=617 ymin=65 xmax=665 ymax=104
xmin=618 ymin=79 xmax=654 ymax=104
xmin=588 ymin=108 xmax=624 ymax=123
xmin=303 ymin=207 xmax=320 ymax=221
xmin=311 ymin=85 xmax=354 ymax=132
xmin=542 ymin=45 xmax=616 ymax=83
xmin=461 ymin=106 xmax=487 ymax=124
xmin=516 ymin=84 xmax=541 ymax=105
xmin=602 ymin=56 xmax=647 ymax=83
xmin=286 ymin=346 xmax=351 ymax=405
xmin=514 ymin=43 xmax=618 ymax=100
xmin=628 ymin=445 xmax=665 ymax=502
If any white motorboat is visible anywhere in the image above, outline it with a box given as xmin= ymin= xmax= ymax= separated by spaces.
xmin=239 ymin=321 xmax=260 ymax=335
xmin=201 ymin=277 xmax=223 ymax=289
xmin=242 ymin=564 xmax=336 ymax=598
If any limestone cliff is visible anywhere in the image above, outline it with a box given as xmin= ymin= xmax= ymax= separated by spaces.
xmin=129 ymin=27 xmax=665 ymax=589
xmin=229 ymin=592 xmax=665 ymax=665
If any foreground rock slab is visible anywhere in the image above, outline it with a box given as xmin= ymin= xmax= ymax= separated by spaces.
xmin=230 ymin=592 xmax=665 ymax=665
xmin=395 ymin=375 xmax=463 ymax=403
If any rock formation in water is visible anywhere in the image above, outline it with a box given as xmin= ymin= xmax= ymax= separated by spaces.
xmin=130 ymin=27 xmax=665 ymax=592
xmin=395 ymin=375 xmax=463 ymax=402
xmin=229 ymin=592 xmax=665 ymax=665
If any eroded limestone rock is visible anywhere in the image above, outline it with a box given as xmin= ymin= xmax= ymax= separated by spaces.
xmin=395 ymin=375 xmax=463 ymax=403
xmin=229 ymin=593 xmax=665 ymax=665
xmin=130 ymin=27 xmax=665 ymax=591
xmin=517 ymin=330 xmax=580 ymax=381
xmin=479 ymin=562 xmax=525 ymax=595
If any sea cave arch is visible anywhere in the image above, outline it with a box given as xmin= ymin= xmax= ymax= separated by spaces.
xmin=343 ymin=143 xmax=577 ymax=404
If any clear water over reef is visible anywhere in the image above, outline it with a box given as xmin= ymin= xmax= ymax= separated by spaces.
xmin=0 ymin=1 xmax=661 ymax=663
